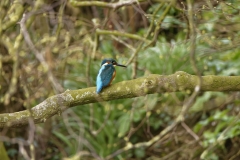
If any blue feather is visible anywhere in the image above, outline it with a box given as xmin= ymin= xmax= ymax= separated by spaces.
xmin=96 ymin=64 xmax=115 ymax=93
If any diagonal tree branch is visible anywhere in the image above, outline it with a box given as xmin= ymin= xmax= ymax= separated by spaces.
xmin=1 ymin=71 xmax=240 ymax=129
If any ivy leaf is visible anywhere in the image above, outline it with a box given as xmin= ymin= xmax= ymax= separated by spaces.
xmin=118 ymin=113 xmax=131 ymax=138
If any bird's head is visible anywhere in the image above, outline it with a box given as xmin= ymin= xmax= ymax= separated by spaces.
xmin=101 ymin=58 xmax=126 ymax=68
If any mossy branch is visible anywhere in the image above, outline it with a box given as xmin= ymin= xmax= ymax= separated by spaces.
xmin=1 ymin=71 xmax=240 ymax=129
xmin=69 ymin=0 xmax=141 ymax=9
xmin=96 ymin=29 xmax=151 ymax=43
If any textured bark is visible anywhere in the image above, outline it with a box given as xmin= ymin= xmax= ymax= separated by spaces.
xmin=1 ymin=71 xmax=240 ymax=128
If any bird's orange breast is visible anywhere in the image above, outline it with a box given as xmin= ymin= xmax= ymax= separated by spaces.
xmin=108 ymin=70 xmax=116 ymax=86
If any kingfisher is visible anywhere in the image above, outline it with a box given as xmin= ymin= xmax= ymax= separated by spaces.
xmin=96 ymin=58 xmax=126 ymax=93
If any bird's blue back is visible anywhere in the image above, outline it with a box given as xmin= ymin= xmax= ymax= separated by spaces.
xmin=96 ymin=64 xmax=115 ymax=93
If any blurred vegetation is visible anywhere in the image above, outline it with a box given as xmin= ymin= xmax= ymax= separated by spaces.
xmin=1 ymin=0 xmax=240 ymax=159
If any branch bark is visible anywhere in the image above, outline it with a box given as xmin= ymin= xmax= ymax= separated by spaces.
xmin=70 ymin=0 xmax=140 ymax=10
xmin=1 ymin=71 xmax=240 ymax=129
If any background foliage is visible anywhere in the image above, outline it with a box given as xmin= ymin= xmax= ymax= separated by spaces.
xmin=1 ymin=0 xmax=240 ymax=159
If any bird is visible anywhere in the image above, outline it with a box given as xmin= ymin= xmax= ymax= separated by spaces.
xmin=96 ymin=58 xmax=126 ymax=93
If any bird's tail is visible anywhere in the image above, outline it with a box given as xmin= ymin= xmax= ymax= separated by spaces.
xmin=96 ymin=85 xmax=103 ymax=94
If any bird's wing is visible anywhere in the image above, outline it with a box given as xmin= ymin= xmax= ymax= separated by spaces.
xmin=99 ymin=65 xmax=114 ymax=87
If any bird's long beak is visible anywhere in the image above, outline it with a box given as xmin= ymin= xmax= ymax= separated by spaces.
xmin=116 ymin=63 xmax=127 ymax=67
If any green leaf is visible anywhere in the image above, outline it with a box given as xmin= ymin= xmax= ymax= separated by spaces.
xmin=118 ymin=113 xmax=131 ymax=137
xmin=133 ymin=109 xmax=145 ymax=122
xmin=225 ymin=120 xmax=240 ymax=138
xmin=190 ymin=92 xmax=212 ymax=113
xmin=53 ymin=131 xmax=72 ymax=149
xmin=134 ymin=147 xmax=145 ymax=158
xmin=0 ymin=142 xmax=10 ymax=160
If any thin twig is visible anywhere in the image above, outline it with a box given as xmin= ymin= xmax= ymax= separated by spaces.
xmin=126 ymin=1 xmax=173 ymax=65
xmin=3 ymin=52 xmax=19 ymax=105
xmin=181 ymin=122 xmax=199 ymax=141
xmin=177 ymin=0 xmax=202 ymax=121
xmin=28 ymin=118 xmax=36 ymax=160
xmin=201 ymin=110 xmax=240 ymax=159
xmin=106 ymin=121 xmax=178 ymax=160
xmin=143 ymin=2 xmax=173 ymax=50
xmin=19 ymin=13 xmax=63 ymax=93
xmin=62 ymin=110 xmax=102 ymax=160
